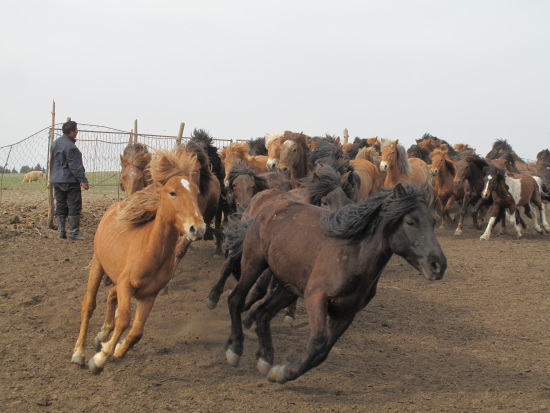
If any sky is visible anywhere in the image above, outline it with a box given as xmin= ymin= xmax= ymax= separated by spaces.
xmin=1 ymin=0 xmax=549 ymax=161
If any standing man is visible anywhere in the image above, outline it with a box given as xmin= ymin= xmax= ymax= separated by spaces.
xmin=50 ymin=120 xmax=89 ymax=240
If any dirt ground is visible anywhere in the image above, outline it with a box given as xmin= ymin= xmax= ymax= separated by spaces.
xmin=1 ymin=188 xmax=549 ymax=412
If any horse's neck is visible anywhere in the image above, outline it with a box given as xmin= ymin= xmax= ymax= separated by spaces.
xmin=384 ymin=164 xmax=403 ymax=187
xmin=468 ymin=164 xmax=485 ymax=192
xmin=290 ymin=163 xmax=309 ymax=187
xmin=144 ymin=214 xmax=180 ymax=266
xmin=357 ymin=232 xmax=394 ymax=280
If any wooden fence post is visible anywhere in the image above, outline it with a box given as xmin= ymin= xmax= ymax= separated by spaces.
xmin=129 ymin=129 xmax=134 ymax=144
xmin=47 ymin=101 xmax=56 ymax=229
xmin=343 ymin=128 xmax=349 ymax=145
xmin=134 ymin=119 xmax=138 ymax=144
xmin=177 ymin=122 xmax=185 ymax=146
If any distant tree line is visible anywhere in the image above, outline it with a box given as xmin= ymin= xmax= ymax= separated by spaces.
xmin=0 ymin=163 xmax=46 ymax=174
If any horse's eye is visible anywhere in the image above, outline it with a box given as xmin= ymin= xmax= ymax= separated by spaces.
xmin=232 ymin=184 xmax=236 ymax=189
xmin=406 ymin=220 xmax=415 ymax=227
xmin=322 ymin=200 xmax=329 ymax=207
xmin=169 ymin=191 xmax=176 ymax=197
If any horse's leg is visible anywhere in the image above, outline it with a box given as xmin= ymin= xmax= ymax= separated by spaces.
xmin=213 ymin=203 xmax=224 ymax=257
xmin=225 ymin=257 xmax=268 ymax=368
xmin=206 ymin=258 xmax=234 ymax=310
xmin=243 ymin=268 xmax=273 ymax=312
xmin=529 ymin=202 xmax=543 ymax=234
xmin=254 ymin=287 xmax=300 ymax=375
xmin=283 ymin=299 xmax=298 ymax=326
xmin=173 ymin=237 xmax=193 ymax=271
xmin=538 ymin=202 xmax=550 ymax=232
xmin=113 ymin=294 xmax=158 ymax=359
xmin=94 ymin=286 xmax=117 ymax=351
xmin=454 ymin=194 xmax=469 ymax=235
xmin=88 ymin=277 xmax=133 ymax=374
xmin=72 ymin=254 xmax=104 ymax=366
xmin=507 ymin=208 xmax=522 ymax=239
xmin=480 ymin=206 xmax=499 ymax=241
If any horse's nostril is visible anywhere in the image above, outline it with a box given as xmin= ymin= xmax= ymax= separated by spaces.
xmin=189 ymin=226 xmax=196 ymax=235
xmin=430 ymin=261 xmax=441 ymax=274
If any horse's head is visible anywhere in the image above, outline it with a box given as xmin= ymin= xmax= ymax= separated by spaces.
xmin=278 ymin=139 xmax=298 ymax=175
xmin=266 ymin=137 xmax=284 ymax=171
xmin=481 ymin=166 xmax=505 ymax=200
xmin=379 ymin=140 xmax=399 ymax=172
xmin=305 ymin=164 xmax=354 ymax=211
xmin=119 ymin=154 xmax=150 ymax=198
xmin=429 ymin=150 xmax=449 ymax=177
xmin=388 ymin=184 xmax=447 ymax=281
xmin=221 ymin=143 xmax=250 ymax=187
xmin=160 ymin=175 xmax=205 ymax=241
xmin=453 ymin=159 xmax=470 ymax=187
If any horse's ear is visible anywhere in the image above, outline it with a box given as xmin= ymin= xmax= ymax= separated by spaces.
xmin=334 ymin=137 xmax=340 ymax=145
xmin=393 ymin=183 xmax=407 ymax=198
xmin=393 ymin=139 xmax=399 ymax=147
xmin=120 ymin=155 xmax=128 ymax=167
xmin=340 ymin=171 xmax=352 ymax=186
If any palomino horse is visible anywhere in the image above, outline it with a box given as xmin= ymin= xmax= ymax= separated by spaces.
xmin=278 ymin=133 xmax=311 ymax=187
xmin=71 ymin=147 xmax=205 ymax=374
xmin=221 ymin=142 xmax=268 ymax=187
xmin=379 ymin=140 xmax=432 ymax=188
xmin=480 ymin=166 xmax=549 ymax=240
xmin=265 ymin=132 xmax=286 ymax=171
xmin=119 ymin=143 xmax=152 ymax=198
xmin=206 ymin=163 xmax=356 ymax=313
xmin=430 ymin=150 xmax=465 ymax=229
xmin=224 ymin=184 xmax=447 ymax=383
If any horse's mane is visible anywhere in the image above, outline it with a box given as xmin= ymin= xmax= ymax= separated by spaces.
xmin=297 ymin=163 xmax=347 ymax=206
xmin=186 ymin=141 xmax=216 ymax=195
xmin=345 ymin=138 xmax=369 ymax=160
xmin=310 ymin=140 xmax=343 ymax=166
xmin=322 ymin=185 xmax=425 ymax=241
xmin=190 ymin=128 xmax=225 ymax=183
xmin=466 ymin=155 xmax=490 ymax=171
xmin=394 ymin=144 xmax=412 ymax=175
xmin=486 ymin=139 xmax=521 ymax=161
xmin=222 ymin=142 xmax=251 ymax=161
xmin=485 ymin=164 xmax=506 ymax=180
xmin=122 ymin=143 xmax=151 ymax=168
xmin=248 ymin=138 xmax=268 ymax=156
xmin=265 ymin=132 xmax=284 ymax=148
xmin=117 ymin=147 xmax=197 ymax=229
xmin=407 ymin=144 xmax=431 ymax=164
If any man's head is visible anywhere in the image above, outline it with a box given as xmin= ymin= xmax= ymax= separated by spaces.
xmin=62 ymin=121 xmax=78 ymax=138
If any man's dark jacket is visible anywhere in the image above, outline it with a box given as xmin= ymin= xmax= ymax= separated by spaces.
xmin=50 ymin=135 xmax=89 ymax=184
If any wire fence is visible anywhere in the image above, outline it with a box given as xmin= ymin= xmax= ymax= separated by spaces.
xmin=0 ymin=123 xmax=233 ymax=204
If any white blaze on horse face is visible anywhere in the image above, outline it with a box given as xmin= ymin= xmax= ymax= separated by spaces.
xmin=482 ymin=175 xmax=492 ymax=199
xmin=379 ymin=161 xmax=388 ymax=172
xmin=180 ymin=178 xmax=191 ymax=191
xmin=283 ymin=140 xmax=294 ymax=149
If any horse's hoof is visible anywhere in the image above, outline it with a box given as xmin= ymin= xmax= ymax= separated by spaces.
xmin=267 ymin=365 xmax=287 ymax=384
xmin=88 ymin=358 xmax=104 ymax=375
xmin=94 ymin=337 xmax=103 ymax=352
xmin=205 ymin=297 xmax=217 ymax=310
xmin=257 ymin=358 xmax=272 ymax=376
xmin=161 ymin=286 xmax=169 ymax=295
xmin=226 ymin=348 xmax=240 ymax=367
xmin=454 ymin=230 xmax=462 ymax=236
xmin=283 ymin=316 xmax=295 ymax=326
xmin=480 ymin=235 xmax=489 ymax=241
xmin=71 ymin=355 xmax=85 ymax=366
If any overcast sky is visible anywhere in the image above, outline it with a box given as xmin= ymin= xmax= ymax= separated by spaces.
xmin=1 ymin=0 xmax=549 ymax=160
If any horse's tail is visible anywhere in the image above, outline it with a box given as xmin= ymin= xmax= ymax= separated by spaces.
xmin=535 ymin=177 xmax=550 ymax=202
xmin=223 ymin=214 xmax=254 ymax=278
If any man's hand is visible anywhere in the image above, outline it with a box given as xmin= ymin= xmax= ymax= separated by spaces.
xmin=82 ymin=183 xmax=90 ymax=190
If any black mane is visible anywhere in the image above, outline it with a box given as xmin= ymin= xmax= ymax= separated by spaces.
xmin=310 ymin=140 xmax=343 ymax=166
xmin=297 ymin=163 xmax=350 ymax=206
xmin=185 ymin=141 xmax=215 ymax=195
xmin=247 ymin=137 xmax=268 ymax=156
xmin=322 ymin=185 xmax=426 ymax=241
xmin=190 ymin=128 xmax=225 ymax=184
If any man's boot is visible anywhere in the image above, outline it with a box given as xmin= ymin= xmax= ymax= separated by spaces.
xmin=57 ymin=215 xmax=67 ymax=239
xmin=68 ymin=215 xmax=85 ymax=240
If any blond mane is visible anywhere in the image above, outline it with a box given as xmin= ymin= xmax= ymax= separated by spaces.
xmin=117 ymin=147 xmax=197 ymax=229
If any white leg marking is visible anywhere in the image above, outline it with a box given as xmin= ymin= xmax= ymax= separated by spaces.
xmin=480 ymin=216 xmax=496 ymax=241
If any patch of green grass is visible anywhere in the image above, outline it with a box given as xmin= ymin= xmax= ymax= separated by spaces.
xmin=0 ymin=171 xmax=121 ymax=194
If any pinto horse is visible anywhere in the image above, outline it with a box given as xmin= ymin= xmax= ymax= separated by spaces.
xmin=223 ymin=184 xmax=447 ymax=383
xmin=71 ymin=147 xmax=205 ymax=374
xmin=119 ymin=143 xmax=152 ymax=198
xmin=430 ymin=150 xmax=465 ymax=229
xmin=480 ymin=166 xmax=549 ymax=240
xmin=221 ymin=142 xmax=268 ymax=187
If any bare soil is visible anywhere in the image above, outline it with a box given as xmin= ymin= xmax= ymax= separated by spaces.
xmin=1 ymin=189 xmax=549 ymax=412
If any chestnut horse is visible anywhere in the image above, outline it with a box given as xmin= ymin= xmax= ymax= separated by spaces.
xmin=278 ymin=133 xmax=311 ymax=187
xmin=430 ymin=150 xmax=465 ymax=229
xmin=350 ymin=158 xmax=381 ymax=201
xmin=480 ymin=166 xmax=549 ymax=240
xmin=119 ymin=143 xmax=152 ymax=198
xmin=379 ymin=140 xmax=432 ymax=188
xmin=221 ymin=142 xmax=268 ymax=186
xmin=224 ymin=184 xmax=447 ymax=383
xmin=71 ymin=147 xmax=205 ymax=374
xmin=265 ymin=132 xmax=286 ymax=171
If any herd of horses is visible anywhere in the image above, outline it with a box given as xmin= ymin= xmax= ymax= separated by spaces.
xmin=71 ymin=130 xmax=549 ymax=382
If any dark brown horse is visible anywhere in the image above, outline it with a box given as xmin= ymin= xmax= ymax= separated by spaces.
xmin=223 ymin=184 xmax=447 ymax=383
xmin=206 ymin=162 xmax=356 ymax=313
xmin=119 ymin=143 xmax=152 ymax=198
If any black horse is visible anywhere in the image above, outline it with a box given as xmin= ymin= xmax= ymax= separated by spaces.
xmin=224 ymin=184 xmax=447 ymax=383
